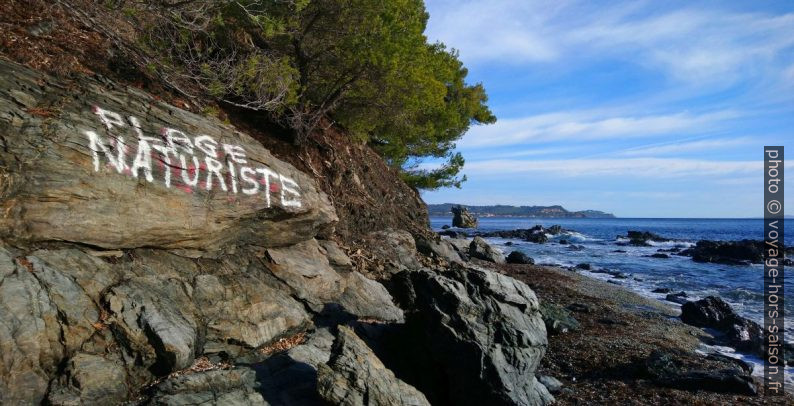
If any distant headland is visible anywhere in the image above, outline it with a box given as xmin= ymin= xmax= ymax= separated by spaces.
xmin=428 ymin=203 xmax=616 ymax=218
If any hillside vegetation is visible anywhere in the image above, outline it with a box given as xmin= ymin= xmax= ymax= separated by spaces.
xmin=52 ymin=0 xmax=495 ymax=190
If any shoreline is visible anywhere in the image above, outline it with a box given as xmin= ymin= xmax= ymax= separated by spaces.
xmin=485 ymin=261 xmax=794 ymax=403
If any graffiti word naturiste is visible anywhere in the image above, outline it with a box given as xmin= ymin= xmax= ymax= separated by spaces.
xmin=84 ymin=106 xmax=301 ymax=208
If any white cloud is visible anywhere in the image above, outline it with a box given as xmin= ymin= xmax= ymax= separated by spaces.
xmin=461 ymin=158 xmax=759 ymax=178
xmin=426 ymin=1 xmax=794 ymax=83
xmin=459 ymin=110 xmax=736 ymax=147
xmin=616 ymin=137 xmax=755 ymax=156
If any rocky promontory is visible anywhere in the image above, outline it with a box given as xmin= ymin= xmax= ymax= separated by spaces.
xmin=0 ymin=58 xmax=554 ymax=405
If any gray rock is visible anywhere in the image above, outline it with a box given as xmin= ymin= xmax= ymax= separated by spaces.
xmin=469 ymin=236 xmax=505 ymax=264
xmin=106 ymin=276 xmax=200 ymax=374
xmin=391 ymin=266 xmax=554 ymax=405
xmin=317 ymin=326 xmax=430 ymax=406
xmin=0 ymin=59 xmax=337 ymax=254
xmin=362 ymin=229 xmax=422 ymax=275
xmin=48 ymin=353 xmax=128 ymax=405
xmin=338 ymin=272 xmax=404 ymax=322
xmin=318 ymin=239 xmax=353 ymax=272
xmin=506 ymin=250 xmax=534 ymax=264
xmin=415 ymin=236 xmax=465 ymax=264
xmin=537 ymin=375 xmax=563 ymax=394
xmin=149 ymin=367 xmax=266 ymax=405
xmin=266 ymin=239 xmax=346 ymax=311
xmin=445 ymin=237 xmax=472 ymax=260
xmin=540 ymin=302 xmax=581 ymax=334
xmin=0 ymin=246 xmax=63 ymax=404
xmin=451 ymin=206 xmax=478 ymax=228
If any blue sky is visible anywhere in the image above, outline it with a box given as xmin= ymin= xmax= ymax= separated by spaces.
xmin=419 ymin=0 xmax=793 ymax=218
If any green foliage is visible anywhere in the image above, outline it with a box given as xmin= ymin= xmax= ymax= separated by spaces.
xmin=135 ymin=0 xmax=494 ymax=189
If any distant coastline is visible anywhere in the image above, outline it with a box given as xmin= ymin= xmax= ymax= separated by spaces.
xmin=427 ymin=203 xmax=616 ymax=218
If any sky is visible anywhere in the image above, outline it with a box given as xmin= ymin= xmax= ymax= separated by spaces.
xmin=419 ymin=0 xmax=793 ymax=218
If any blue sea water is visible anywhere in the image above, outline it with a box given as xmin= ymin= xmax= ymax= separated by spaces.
xmin=430 ymin=217 xmax=792 ymax=341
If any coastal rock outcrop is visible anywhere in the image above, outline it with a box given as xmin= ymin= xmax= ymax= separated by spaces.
xmin=0 ymin=59 xmax=406 ymax=404
xmin=317 ymin=326 xmax=430 ymax=406
xmin=680 ymin=296 xmax=764 ymax=354
xmin=469 ymin=236 xmax=506 ymax=263
xmin=451 ymin=205 xmax=478 ymax=228
xmin=506 ymin=250 xmax=535 ymax=264
xmin=389 ymin=265 xmax=554 ymax=405
xmin=0 ymin=60 xmax=336 ymax=253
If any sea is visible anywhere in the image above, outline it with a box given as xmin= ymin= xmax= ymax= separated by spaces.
xmin=430 ymin=216 xmax=792 ymax=385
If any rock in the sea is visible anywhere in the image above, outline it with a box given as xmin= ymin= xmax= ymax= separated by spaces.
xmin=576 ymin=263 xmax=591 ymax=270
xmin=652 ymin=288 xmax=673 ymax=294
xmin=469 ymin=236 xmax=506 ymax=263
xmin=678 ymin=240 xmax=766 ymax=265
xmin=451 ymin=205 xmax=478 ymax=228
xmin=624 ymin=231 xmax=669 ymax=246
xmin=0 ymin=59 xmax=336 ymax=253
xmin=665 ymin=291 xmax=689 ymax=305
xmin=506 ymin=250 xmax=535 ymax=264
xmin=390 ymin=266 xmax=554 ymax=406
xmin=649 ymin=253 xmax=670 ymax=259
xmin=680 ymin=296 xmax=764 ymax=354
xmin=317 ymin=326 xmax=430 ymax=406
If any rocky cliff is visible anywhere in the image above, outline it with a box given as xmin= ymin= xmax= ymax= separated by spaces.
xmin=0 ymin=58 xmax=553 ymax=405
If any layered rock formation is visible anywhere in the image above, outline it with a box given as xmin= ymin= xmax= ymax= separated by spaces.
xmin=0 ymin=59 xmax=553 ymax=405
xmin=451 ymin=205 xmax=478 ymax=228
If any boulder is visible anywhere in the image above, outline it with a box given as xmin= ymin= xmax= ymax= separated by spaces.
xmin=415 ymin=236 xmax=465 ymax=264
xmin=679 ymin=240 xmax=766 ymax=265
xmin=665 ymin=291 xmax=689 ymax=305
xmin=362 ymin=229 xmax=422 ymax=275
xmin=540 ymin=302 xmax=581 ymax=334
xmin=0 ymin=59 xmax=336 ymax=254
xmin=390 ymin=266 xmax=554 ymax=405
xmin=451 ymin=206 xmax=478 ymax=228
xmin=624 ymin=231 xmax=668 ymax=246
xmin=680 ymin=296 xmax=764 ymax=354
xmin=317 ymin=326 xmax=430 ymax=406
xmin=644 ymin=350 xmax=756 ymax=396
xmin=480 ymin=226 xmax=549 ymax=244
xmin=537 ymin=375 xmax=563 ymax=394
xmin=148 ymin=367 xmax=267 ymax=405
xmin=506 ymin=250 xmax=534 ymax=264
xmin=469 ymin=236 xmax=505 ymax=263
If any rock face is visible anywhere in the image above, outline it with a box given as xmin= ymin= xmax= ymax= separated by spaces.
xmin=680 ymin=296 xmax=764 ymax=354
xmin=390 ymin=266 xmax=554 ymax=406
xmin=0 ymin=59 xmax=407 ymax=404
xmin=451 ymin=205 xmax=478 ymax=228
xmin=147 ymin=367 xmax=267 ymax=405
xmin=469 ymin=236 xmax=505 ymax=263
xmin=0 ymin=59 xmax=336 ymax=253
xmin=317 ymin=326 xmax=430 ymax=406
xmin=361 ymin=229 xmax=423 ymax=277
